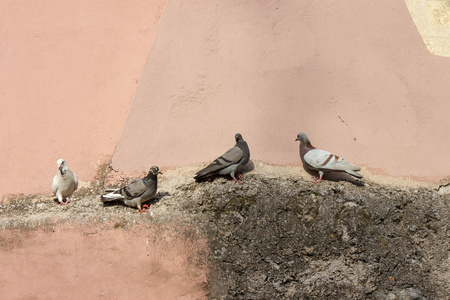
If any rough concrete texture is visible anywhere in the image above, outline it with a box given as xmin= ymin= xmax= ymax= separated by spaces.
xmin=0 ymin=166 xmax=448 ymax=299
xmin=189 ymin=177 xmax=448 ymax=299
xmin=111 ymin=0 xmax=450 ymax=184
xmin=0 ymin=0 xmax=166 ymax=199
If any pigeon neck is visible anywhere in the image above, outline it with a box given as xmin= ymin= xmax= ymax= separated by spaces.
xmin=236 ymin=139 xmax=245 ymax=148
xmin=146 ymin=174 xmax=158 ymax=183
xmin=59 ymin=166 xmax=67 ymax=176
xmin=300 ymin=141 xmax=314 ymax=156
xmin=238 ymin=140 xmax=250 ymax=154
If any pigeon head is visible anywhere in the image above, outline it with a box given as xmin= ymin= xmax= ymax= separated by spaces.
xmin=57 ymin=159 xmax=65 ymax=167
xmin=235 ymin=133 xmax=243 ymax=142
xmin=149 ymin=166 xmax=163 ymax=176
xmin=295 ymin=133 xmax=309 ymax=143
xmin=296 ymin=132 xmax=315 ymax=153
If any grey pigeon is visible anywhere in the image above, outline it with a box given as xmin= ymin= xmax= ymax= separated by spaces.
xmin=295 ymin=132 xmax=362 ymax=183
xmin=101 ymin=166 xmax=162 ymax=213
xmin=195 ymin=133 xmax=250 ymax=183
xmin=52 ymin=159 xmax=78 ymax=205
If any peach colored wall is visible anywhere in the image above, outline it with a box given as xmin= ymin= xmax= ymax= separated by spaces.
xmin=0 ymin=1 xmax=166 ymax=199
xmin=112 ymin=0 xmax=449 ymax=182
xmin=0 ymin=224 xmax=208 ymax=299
xmin=2 ymin=0 xmax=449 ymax=199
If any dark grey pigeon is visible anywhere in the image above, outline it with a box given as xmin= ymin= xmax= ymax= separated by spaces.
xmin=101 ymin=166 xmax=162 ymax=213
xmin=195 ymin=133 xmax=250 ymax=183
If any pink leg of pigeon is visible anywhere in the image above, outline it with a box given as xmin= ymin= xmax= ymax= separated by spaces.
xmin=313 ymin=172 xmax=324 ymax=183
xmin=232 ymin=176 xmax=243 ymax=184
xmin=237 ymin=173 xmax=244 ymax=180
xmin=60 ymin=199 xmax=71 ymax=205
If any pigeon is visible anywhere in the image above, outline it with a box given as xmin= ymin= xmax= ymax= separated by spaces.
xmin=194 ymin=133 xmax=250 ymax=183
xmin=52 ymin=159 xmax=78 ymax=205
xmin=101 ymin=166 xmax=162 ymax=213
xmin=295 ymin=132 xmax=362 ymax=183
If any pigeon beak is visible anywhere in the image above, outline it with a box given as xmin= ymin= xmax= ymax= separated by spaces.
xmin=158 ymin=171 xmax=163 ymax=175
xmin=295 ymin=138 xmax=300 ymax=141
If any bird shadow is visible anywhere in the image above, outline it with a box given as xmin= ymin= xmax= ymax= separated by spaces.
xmin=303 ymin=166 xmax=365 ymax=187
xmin=241 ymin=160 xmax=255 ymax=174
xmin=145 ymin=191 xmax=170 ymax=206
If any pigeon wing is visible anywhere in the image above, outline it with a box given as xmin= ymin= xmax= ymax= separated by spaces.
xmin=304 ymin=149 xmax=361 ymax=171
xmin=120 ymin=179 xmax=147 ymax=199
xmin=195 ymin=146 xmax=244 ymax=178
xmin=52 ymin=175 xmax=59 ymax=194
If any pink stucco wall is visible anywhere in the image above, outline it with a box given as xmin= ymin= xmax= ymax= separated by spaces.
xmin=0 ymin=1 xmax=166 ymax=199
xmin=111 ymin=0 xmax=450 ymax=183
xmin=1 ymin=0 xmax=449 ymax=199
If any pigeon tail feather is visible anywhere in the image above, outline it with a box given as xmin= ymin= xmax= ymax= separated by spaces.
xmin=100 ymin=192 xmax=125 ymax=202
xmin=194 ymin=171 xmax=215 ymax=182
xmin=194 ymin=163 xmax=223 ymax=181
xmin=345 ymin=170 xmax=363 ymax=178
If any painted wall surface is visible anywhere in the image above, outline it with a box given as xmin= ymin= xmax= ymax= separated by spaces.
xmin=0 ymin=224 xmax=208 ymax=299
xmin=1 ymin=0 xmax=449 ymax=199
xmin=111 ymin=0 xmax=450 ymax=182
xmin=0 ymin=1 xmax=166 ymax=199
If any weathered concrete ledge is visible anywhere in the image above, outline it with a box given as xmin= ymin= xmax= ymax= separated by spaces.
xmin=1 ymin=164 xmax=448 ymax=299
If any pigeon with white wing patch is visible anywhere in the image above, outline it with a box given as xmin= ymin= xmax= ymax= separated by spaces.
xmin=295 ymin=133 xmax=362 ymax=183
xmin=52 ymin=159 xmax=78 ymax=205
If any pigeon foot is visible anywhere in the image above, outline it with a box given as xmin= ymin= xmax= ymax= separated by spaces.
xmin=313 ymin=175 xmax=323 ymax=183
xmin=139 ymin=204 xmax=150 ymax=213
xmin=232 ymin=176 xmax=243 ymax=184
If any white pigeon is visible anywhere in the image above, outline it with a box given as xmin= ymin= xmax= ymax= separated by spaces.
xmin=295 ymin=133 xmax=362 ymax=183
xmin=52 ymin=159 xmax=78 ymax=204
